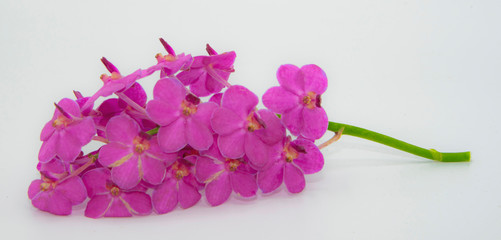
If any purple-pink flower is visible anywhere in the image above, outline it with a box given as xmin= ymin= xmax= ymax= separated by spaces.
xmin=98 ymin=115 xmax=176 ymax=189
xmin=211 ymin=85 xmax=285 ymax=168
xmin=263 ymin=64 xmax=328 ymax=140
xmin=152 ymin=156 xmax=203 ymax=214
xmin=39 ymin=98 xmax=96 ymax=163
xmin=146 ymin=78 xmax=218 ymax=152
xmin=258 ymin=136 xmax=324 ymax=193
xmin=176 ymin=45 xmax=236 ymax=97
xmin=28 ymin=175 xmax=87 ymax=215
xmin=196 ymin=152 xmax=257 ymax=206
xmin=82 ymin=168 xmax=152 ymax=218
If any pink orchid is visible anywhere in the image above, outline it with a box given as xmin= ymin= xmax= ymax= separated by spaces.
xmin=94 ymin=83 xmax=154 ymax=137
xmin=37 ymin=157 xmax=68 ymax=181
xmin=263 ymin=64 xmax=328 ymax=140
xmin=82 ymin=168 xmax=152 ymax=218
xmin=211 ymin=85 xmax=285 ymax=168
xmin=98 ymin=115 xmax=176 ymax=189
xmin=176 ymin=45 xmax=236 ymax=97
xmin=38 ymin=98 xmax=96 ymax=163
xmin=28 ymin=175 xmax=87 ymax=215
xmin=195 ymin=152 xmax=257 ymax=206
xmin=152 ymin=156 xmax=203 ymax=214
xmin=258 ymin=136 xmax=324 ymax=193
xmin=155 ymin=38 xmax=193 ymax=78
xmin=146 ymin=78 xmax=218 ymax=152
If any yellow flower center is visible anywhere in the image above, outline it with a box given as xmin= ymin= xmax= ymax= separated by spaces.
xmin=133 ymin=136 xmax=150 ymax=154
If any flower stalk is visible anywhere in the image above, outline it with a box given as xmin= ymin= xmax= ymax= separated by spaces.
xmin=327 ymin=122 xmax=470 ymax=162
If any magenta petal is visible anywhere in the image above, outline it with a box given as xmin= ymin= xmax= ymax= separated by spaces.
xmin=192 ymin=102 xmax=218 ymax=128
xmin=293 ymin=139 xmax=324 ymax=174
xmin=40 ymin=122 xmax=55 ymax=141
xmin=189 ymin=72 xmax=212 ymax=97
xmin=195 ymin=156 xmax=224 ymax=182
xmin=284 ymin=163 xmax=305 ymax=193
xmin=32 ymin=191 xmax=72 ymax=215
xmin=105 ymin=116 xmax=139 ymax=144
xmin=205 ymin=173 xmax=232 ymax=206
xmin=140 ymin=155 xmax=166 ymax=185
xmin=301 ymin=107 xmax=328 ymax=139
xmin=157 ymin=118 xmax=187 ymax=153
xmin=218 ymin=130 xmax=246 ymax=159
xmin=38 ymin=135 xmax=57 ymax=163
xmin=66 ymin=117 xmax=96 ymax=145
xmin=57 ymin=98 xmax=82 ymax=117
xmin=254 ymin=109 xmax=285 ymax=145
xmin=262 ymin=86 xmax=300 ymax=114
xmin=178 ymin=180 xmax=201 ymax=209
xmin=221 ymin=85 xmax=259 ymax=118
xmin=82 ymin=168 xmax=111 ymax=197
xmin=47 ymin=191 xmax=73 ymax=215
xmin=56 ymin=132 xmax=81 ymax=162
xmin=244 ymin=133 xmax=270 ymax=169
xmin=56 ymin=177 xmax=87 ymax=205
xmin=211 ymin=51 xmax=236 ymax=69
xmin=177 ymin=68 xmax=204 ymax=85
xmin=98 ymin=142 xmax=133 ymax=167
xmin=85 ymin=194 xmax=112 ymax=218
xmin=30 ymin=192 xmax=50 ymax=212
xmin=153 ymin=78 xmax=186 ymax=104
xmin=111 ymin=155 xmax=140 ymax=189
xmin=301 ymin=64 xmax=328 ymax=94
xmin=277 ymin=64 xmax=304 ymax=95
xmin=28 ymin=180 xmax=42 ymax=199
xmin=281 ymin=106 xmax=303 ymax=136
xmin=186 ymin=118 xmax=213 ymax=151
xmin=152 ymin=179 xmax=178 ymax=214
xmin=120 ymin=192 xmax=152 ymax=216
xmin=230 ymin=171 xmax=257 ymax=197
xmin=211 ymin=107 xmax=244 ymax=135
xmin=104 ymin=198 xmax=132 ymax=217
xmin=146 ymin=99 xmax=181 ymax=126
xmin=257 ymin=160 xmax=284 ymax=193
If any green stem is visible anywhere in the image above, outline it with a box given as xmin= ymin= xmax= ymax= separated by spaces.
xmin=328 ymin=122 xmax=470 ymax=162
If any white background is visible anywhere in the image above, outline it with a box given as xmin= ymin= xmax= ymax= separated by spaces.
xmin=1 ymin=0 xmax=500 ymax=239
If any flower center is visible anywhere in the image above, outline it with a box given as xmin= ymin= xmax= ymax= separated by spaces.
xmin=133 ymin=136 xmax=150 ymax=154
xmin=110 ymin=187 xmax=120 ymax=197
xmin=171 ymin=161 xmax=190 ymax=180
xmin=155 ymin=53 xmax=177 ymax=62
xmin=225 ymin=159 xmax=241 ymax=172
xmin=40 ymin=182 xmax=55 ymax=192
xmin=246 ymin=111 xmax=265 ymax=132
xmin=100 ymin=72 xmax=122 ymax=83
xmin=52 ymin=115 xmax=72 ymax=128
xmin=181 ymin=101 xmax=197 ymax=116
xmin=301 ymin=91 xmax=321 ymax=109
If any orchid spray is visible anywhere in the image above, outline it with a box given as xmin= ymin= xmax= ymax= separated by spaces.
xmin=28 ymin=39 xmax=470 ymax=217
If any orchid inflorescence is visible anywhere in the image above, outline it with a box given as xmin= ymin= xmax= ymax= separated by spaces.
xmin=29 ymin=38 xmax=471 ymax=218
xmin=29 ymin=39 xmax=329 ymax=217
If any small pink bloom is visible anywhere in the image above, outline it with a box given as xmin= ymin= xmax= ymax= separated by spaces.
xmin=38 ymin=98 xmax=96 ymax=163
xmin=28 ymin=175 xmax=87 ymax=215
xmin=258 ymin=136 xmax=324 ymax=193
xmin=195 ymin=152 xmax=257 ymax=206
xmin=211 ymin=85 xmax=285 ymax=168
xmin=146 ymin=78 xmax=218 ymax=152
xmin=154 ymin=38 xmax=193 ymax=78
xmin=98 ymin=115 xmax=176 ymax=189
xmin=82 ymin=168 xmax=152 ymax=218
xmin=152 ymin=157 xmax=203 ymax=214
xmin=263 ymin=64 xmax=328 ymax=140
xmin=177 ymin=45 xmax=236 ymax=97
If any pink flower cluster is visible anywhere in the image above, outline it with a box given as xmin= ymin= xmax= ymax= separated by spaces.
xmin=29 ymin=39 xmax=329 ymax=218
